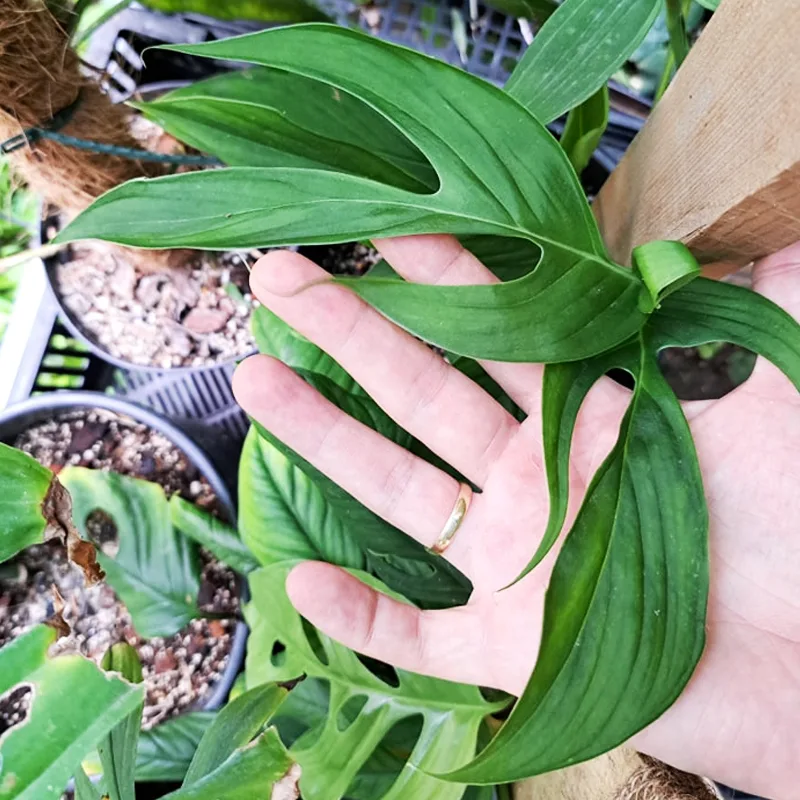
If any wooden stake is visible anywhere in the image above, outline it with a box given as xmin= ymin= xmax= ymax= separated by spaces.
xmin=594 ymin=0 xmax=800 ymax=270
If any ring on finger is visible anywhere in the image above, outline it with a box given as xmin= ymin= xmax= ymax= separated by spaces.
xmin=430 ymin=482 xmax=473 ymax=556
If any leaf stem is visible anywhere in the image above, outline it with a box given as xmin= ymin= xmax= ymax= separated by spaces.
xmin=665 ymin=0 xmax=690 ymax=70
xmin=496 ymin=782 xmax=514 ymax=800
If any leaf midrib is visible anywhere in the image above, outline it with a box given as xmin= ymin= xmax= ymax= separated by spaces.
xmin=113 ymin=173 xmax=631 ymax=280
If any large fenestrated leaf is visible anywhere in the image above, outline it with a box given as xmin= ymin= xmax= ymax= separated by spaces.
xmin=135 ymin=68 xmax=436 ymax=193
xmin=474 ymin=280 xmax=800 ymax=781
xmin=59 ymin=468 xmax=201 ymax=638
xmin=445 ymin=338 xmax=708 ymax=782
xmin=0 ymin=626 xmax=144 ymax=800
xmin=0 ymin=443 xmax=55 ymax=564
xmin=58 ymin=24 xmax=647 ymax=365
xmin=505 ymin=0 xmax=661 ymax=123
xmin=245 ymin=563 xmax=505 ymax=800
xmin=136 ymin=714 xmax=216 ymax=783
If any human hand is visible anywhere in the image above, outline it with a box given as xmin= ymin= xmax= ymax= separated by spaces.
xmin=233 ymin=235 xmax=800 ymax=799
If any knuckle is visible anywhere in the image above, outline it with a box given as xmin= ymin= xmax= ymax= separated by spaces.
xmin=376 ymin=451 xmax=416 ymax=520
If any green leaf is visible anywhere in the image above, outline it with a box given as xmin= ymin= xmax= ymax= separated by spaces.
xmin=695 ymin=0 xmax=719 ymax=9
xmin=665 ymin=0 xmax=690 ymax=69
xmin=140 ymin=0 xmax=330 ymax=22
xmin=71 ymin=0 xmax=132 ymax=48
xmin=136 ymin=713 xmax=216 ymax=783
xmin=632 ymin=240 xmax=701 ymax=310
xmin=73 ymin=767 xmax=103 ymax=800
xmin=58 ymin=24 xmax=647 ymax=365
xmin=183 ymin=684 xmax=287 ymax=785
xmin=170 ymin=495 xmax=259 ymax=575
xmin=445 ymin=339 xmax=708 ymax=782
xmin=650 ymin=278 xmax=800 ymax=391
xmin=59 ymin=468 xmax=201 ymax=638
xmin=239 ymin=427 xmax=364 ymax=569
xmin=505 ymin=0 xmax=661 ymax=123
xmin=248 ymin=421 xmax=471 ymax=610
xmin=560 ymin=85 xmax=609 ymax=175
xmin=135 ymin=68 xmax=435 ymax=193
xmin=512 ymin=341 xmax=639 ymax=583
xmin=252 ymin=305 xmax=361 ymax=395
xmin=97 ymin=645 xmax=144 ymax=800
xmin=159 ymin=729 xmax=294 ymax=800
xmin=485 ymin=0 xmax=557 ymax=21
xmin=245 ymin=563 xmax=505 ymax=800
xmin=272 ymin=679 xmax=426 ymax=799
xmin=0 ymin=626 xmax=144 ymax=799
xmin=246 ymin=306 xmax=472 ymax=609
xmin=0 ymin=443 xmax=54 ymax=564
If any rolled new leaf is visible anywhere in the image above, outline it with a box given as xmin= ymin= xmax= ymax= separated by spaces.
xmin=98 ymin=644 xmax=145 ymax=800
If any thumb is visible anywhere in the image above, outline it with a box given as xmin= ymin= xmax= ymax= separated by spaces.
xmin=748 ymin=240 xmax=800 ymax=390
xmin=751 ymin=240 xmax=800 ymax=316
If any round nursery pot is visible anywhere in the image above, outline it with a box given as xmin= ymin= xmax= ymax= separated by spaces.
xmin=0 ymin=392 xmax=247 ymax=721
xmin=44 ymin=239 xmax=259 ymax=374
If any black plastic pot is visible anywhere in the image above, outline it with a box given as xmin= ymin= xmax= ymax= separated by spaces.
xmin=0 ymin=391 xmax=247 ymax=711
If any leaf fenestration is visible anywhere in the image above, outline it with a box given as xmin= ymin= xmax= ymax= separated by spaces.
xmin=245 ymin=564 xmax=506 ymax=800
xmin=58 ymin=25 xmax=647 ymax=365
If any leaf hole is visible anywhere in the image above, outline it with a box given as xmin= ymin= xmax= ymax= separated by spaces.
xmin=84 ymin=508 xmax=119 ymax=557
xmin=336 ymin=694 xmax=368 ymax=731
xmin=0 ymin=684 xmax=33 ymax=739
xmin=301 ymin=618 xmax=329 ymax=666
xmin=658 ymin=345 xmax=756 ymax=400
xmin=356 ymin=654 xmax=399 ymax=688
xmin=343 ymin=714 xmax=424 ymax=798
xmin=270 ymin=640 xmax=287 ymax=668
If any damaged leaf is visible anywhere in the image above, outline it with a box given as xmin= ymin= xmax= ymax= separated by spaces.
xmin=45 ymin=585 xmax=71 ymax=640
xmin=59 ymin=468 xmax=201 ymax=638
xmin=0 ymin=626 xmax=144 ymax=800
xmin=0 ymin=444 xmax=103 ymax=584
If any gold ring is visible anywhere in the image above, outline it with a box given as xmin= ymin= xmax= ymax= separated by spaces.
xmin=430 ymin=482 xmax=472 ymax=555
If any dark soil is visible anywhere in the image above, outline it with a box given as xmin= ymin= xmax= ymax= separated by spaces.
xmin=659 ymin=344 xmax=756 ymax=401
xmin=53 ymin=242 xmax=258 ymax=369
xmin=0 ymin=410 xmax=238 ymax=733
xmin=13 ymin=409 xmax=217 ymax=508
xmin=301 ymin=242 xmax=382 ymax=276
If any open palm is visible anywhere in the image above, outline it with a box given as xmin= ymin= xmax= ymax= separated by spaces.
xmin=234 ymin=235 xmax=800 ymax=800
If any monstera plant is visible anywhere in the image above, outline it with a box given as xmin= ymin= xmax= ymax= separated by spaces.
xmin=2 ymin=0 xmax=799 ymax=796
